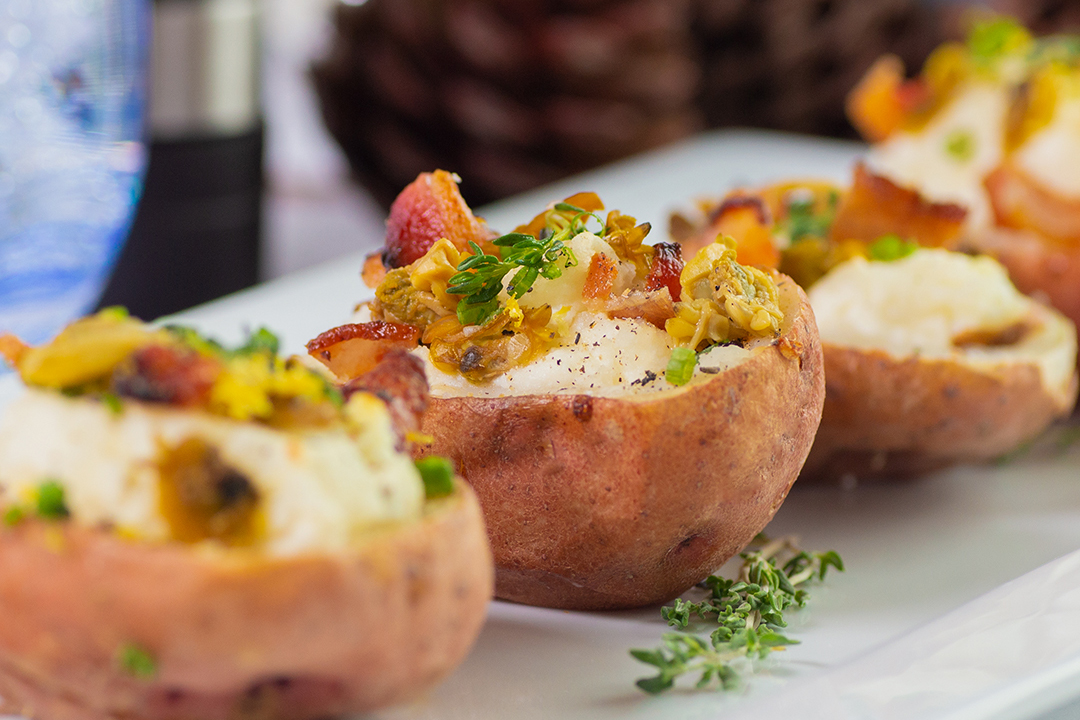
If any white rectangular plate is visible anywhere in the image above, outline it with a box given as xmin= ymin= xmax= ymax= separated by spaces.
xmin=3 ymin=129 xmax=1080 ymax=720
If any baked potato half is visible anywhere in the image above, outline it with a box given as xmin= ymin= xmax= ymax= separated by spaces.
xmin=313 ymin=176 xmax=825 ymax=610
xmin=416 ymin=274 xmax=822 ymax=609
xmin=0 ymin=312 xmax=492 ymax=719
xmin=848 ymin=17 xmax=1080 ymax=351
xmin=803 ymin=249 xmax=1077 ymax=481
xmin=669 ymin=167 xmax=1078 ymax=482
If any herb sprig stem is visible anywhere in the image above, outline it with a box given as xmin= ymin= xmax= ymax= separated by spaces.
xmin=632 ymin=535 xmax=843 ymax=694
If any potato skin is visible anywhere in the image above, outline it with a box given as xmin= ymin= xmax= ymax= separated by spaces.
xmin=0 ymin=484 xmax=492 ymax=720
xmin=973 ymin=227 xmax=1080 ymax=357
xmin=801 ymin=343 xmax=1079 ymax=482
xmin=417 ymin=279 xmax=824 ymax=610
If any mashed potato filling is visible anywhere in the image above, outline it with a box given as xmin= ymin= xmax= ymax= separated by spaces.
xmin=0 ymin=389 xmax=425 ymax=556
xmin=808 ymin=249 xmax=1077 ymax=397
xmin=420 ymin=311 xmax=752 ymax=398
xmin=868 ymin=83 xmax=1007 ymax=233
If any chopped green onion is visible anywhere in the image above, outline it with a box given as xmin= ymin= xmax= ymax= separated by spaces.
xmin=35 ymin=480 xmax=69 ymax=520
xmin=944 ymin=129 xmax=976 ymax=162
xmin=117 ymin=643 xmax=157 ymax=680
xmin=415 ymin=456 xmax=455 ymax=499
xmin=100 ymin=392 xmax=123 ymax=416
xmin=665 ymin=347 xmax=698 ymax=386
xmin=2 ymin=506 xmax=24 ymax=527
xmin=868 ymin=235 xmax=918 ymax=262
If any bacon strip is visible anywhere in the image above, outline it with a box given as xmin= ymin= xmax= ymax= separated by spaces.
xmin=986 ymin=164 xmax=1080 ymax=246
xmin=342 ymin=350 xmax=429 ymax=449
xmin=306 ymin=321 xmax=420 ymax=382
xmin=605 ymin=288 xmax=675 ymax=329
xmin=830 ymin=162 xmax=967 ymax=248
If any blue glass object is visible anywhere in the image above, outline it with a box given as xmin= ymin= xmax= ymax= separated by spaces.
xmin=0 ymin=0 xmax=148 ymax=346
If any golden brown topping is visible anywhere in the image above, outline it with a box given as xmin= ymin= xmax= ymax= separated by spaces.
xmin=602 ymin=210 xmax=654 ymax=278
xmin=666 ymin=237 xmax=783 ymax=350
xmin=157 ymin=437 xmax=263 ymax=546
xmin=13 ymin=310 xmax=166 ymax=389
xmin=605 ymin=289 xmax=676 ymax=330
xmin=425 ymin=306 xmax=555 ymax=383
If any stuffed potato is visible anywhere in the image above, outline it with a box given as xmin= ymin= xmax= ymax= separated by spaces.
xmin=312 ymin=173 xmax=825 ymax=610
xmin=0 ymin=311 xmax=492 ymax=720
xmin=848 ymin=16 xmax=1080 ymax=350
xmin=670 ymin=170 xmax=1078 ymax=481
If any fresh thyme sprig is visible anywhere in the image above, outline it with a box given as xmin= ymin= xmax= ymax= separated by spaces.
xmin=631 ymin=535 xmax=843 ymax=694
xmin=446 ymin=202 xmax=597 ymax=326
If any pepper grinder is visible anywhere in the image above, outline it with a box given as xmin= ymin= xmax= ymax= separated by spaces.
xmin=99 ymin=0 xmax=263 ymax=319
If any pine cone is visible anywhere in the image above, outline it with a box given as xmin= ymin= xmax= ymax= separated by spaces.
xmin=312 ymin=0 xmax=704 ymax=208
xmin=693 ymin=0 xmax=945 ymax=138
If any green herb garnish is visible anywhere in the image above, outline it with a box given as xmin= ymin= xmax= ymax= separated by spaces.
xmin=967 ymin=16 xmax=1031 ymax=70
xmin=631 ymin=536 xmax=843 ymax=694
xmin=2 ymin=506 xmax=24 ymax=527
xmin=665 ymin=347 xmax=697 ymax=386
xmin=165 ymin=324 xmax=282 ymax=359
xmin=100 ymin=391 xmax=123 ymax=416
xmin=117 ymin=643 xmax=158 ymax=680
xmin=868 ymin=234 xmax=919 ymax=262
xmin=779 ymin=190 xmax=839 ymax=244
xmin=446 ymin=204 xmax=592 ymax=326
xmin=234 ymin=327 xmax=280 ymax=356
xmin=415 ymin=456 xmax=455 ymax=499
xmin=35 ymin=480 xmax=69 ymax=520
xmin=944 ymin=128 xmax=976 ymax=162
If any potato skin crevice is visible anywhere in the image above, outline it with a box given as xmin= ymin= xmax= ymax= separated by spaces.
xmin=419 ymin=278 xmax=824 ymax=610
xmin=0 ymin=485 xmax=492 ymax=720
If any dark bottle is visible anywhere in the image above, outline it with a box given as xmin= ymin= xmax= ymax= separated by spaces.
xmin=99 ymin=0 xmax=262 ymax=320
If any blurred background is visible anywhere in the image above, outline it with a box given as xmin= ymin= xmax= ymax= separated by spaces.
xmin=97 ymin=0 xmax=1080 ymax=320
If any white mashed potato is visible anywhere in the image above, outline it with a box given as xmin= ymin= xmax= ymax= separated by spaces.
xmin=0 ymin=390 xmax=425 ymax=555
xmin=1014 ymin=92 xmax=1080 ymax=198
xmin=421 ymin=309 xmax=753 ymax=399
xmin=868 ymin=83 xmax=1008 ymax=233
xmin=809 ymin=249 xmax=1076 ymax=396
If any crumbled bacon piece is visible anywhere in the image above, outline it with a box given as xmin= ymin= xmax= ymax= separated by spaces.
xmin=382 ymin=170 xmax=494 ymax=268
xmin=361 ymin=252 xmax=387 ymax=289
xmin=830 ymin=162 xmax=967 ymax=248
xmin=986 ymin=164 xmax=1080 ymax=245
xmin=605 ymin=288 xmax=675 ymax=329
xmin=306 ymin=321 xmax=421 ymax=382
xmin=582 ymin=252 xmax=617 ymax=300
xmin=111 ymin=345 xmax=222 ymax=407
xmin=0 ymin=334 xmax=28 ymax=369
xmin=342 ymin=350 xmax=429 ymax=450
xmin=645 ymin=242 xmax=684 ymax=301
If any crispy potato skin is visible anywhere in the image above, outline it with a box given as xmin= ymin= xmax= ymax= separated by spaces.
xmin=802 ymin=343 xmax=1079 ymax=482
xmin=417 ymin=279 xmax=824 ymax=610
xmin=0 ymin=485 xmax=492 ymax=720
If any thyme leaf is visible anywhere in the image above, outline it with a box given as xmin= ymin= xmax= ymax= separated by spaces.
xmin=632 ymin=535 xmax=843 ymax=694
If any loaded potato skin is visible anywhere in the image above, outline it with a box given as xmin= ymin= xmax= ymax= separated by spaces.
xmin=316 ymin=177 xmax=825 ymax=610
xmin=803 ymin=342 xmax=1075 ymax=481
xmin=419 ymin=278 xmax=823 ymax=610
xmin=0 ymin=314 xmax=494 ymax=720
xmin=0 ymin=486 xmax=490 ymax=720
